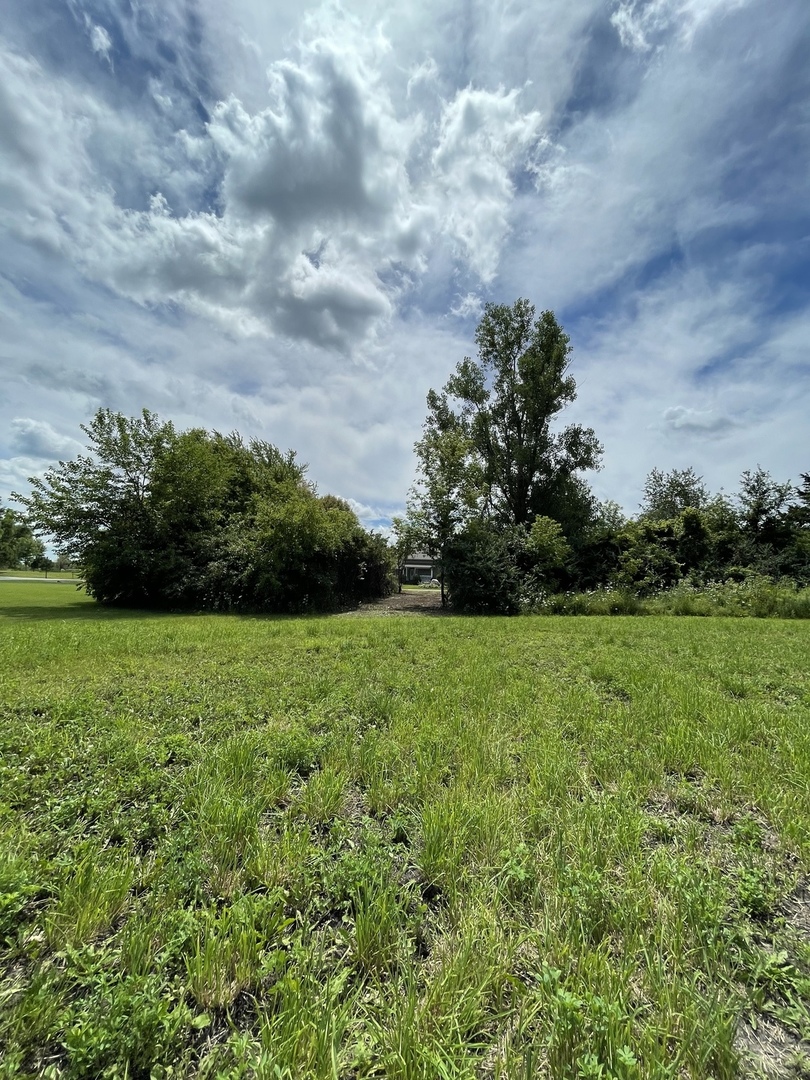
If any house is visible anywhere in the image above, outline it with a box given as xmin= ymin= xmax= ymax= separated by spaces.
xmin=401 ymin=551 xmax=438 ymax=583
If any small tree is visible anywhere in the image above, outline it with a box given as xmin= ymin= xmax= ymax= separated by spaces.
xmin=444 ymin=521 xmax=524 ymax=614
xmin=401 ymin=411 xmax=477 ymax=606
xmin=640 ymin=467 xmax=708 ymax=519
xmin=793 ymin=474 xmax=810 ymax=528
xmin=29 ymin=554 xmax=55 ymax=576
xmin=390 ymin=516 xmax=420 ymax=593
xmin=736 ymin=466 xmax=793 ymax=539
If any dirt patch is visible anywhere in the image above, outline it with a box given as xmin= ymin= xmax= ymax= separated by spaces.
xmin=784 ymin=883 xmax=810 ymax=940
xmin=338 ymin=589 xmax=449 ymax=617
xmin=734 ymin=1013 xmax=806 ymax=1078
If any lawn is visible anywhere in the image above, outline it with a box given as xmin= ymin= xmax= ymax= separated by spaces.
xmin=1 ymin=582 xmax=809 ymax=1078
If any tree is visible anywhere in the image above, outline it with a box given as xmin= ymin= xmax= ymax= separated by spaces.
xmin=640 ymin=467 xmax=708 ymax=520
xmin=736 ymin=466 xmax=793 ymax=539
xmin=16 ymin=409 xmax=391 ymax=611
xmin=424 ymin=299 xmax=602 ymax=530
xmin=613 ymin=518 xmax=683 ymax=596
xmin=794 ymin=474 xmax=810 ymax=527
xmin=390 ymin=515 xmax=421 ymax=593
xmin=401 ymin=408 xmax=477 ymax=606
xmin=0 ymin=502 xmax=43 ymax=569
xmin=29 ymin=554 xmax=55 ymax=576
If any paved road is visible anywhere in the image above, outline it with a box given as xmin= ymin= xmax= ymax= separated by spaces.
xmin=0 ymin=576 xmax=82 ymax=584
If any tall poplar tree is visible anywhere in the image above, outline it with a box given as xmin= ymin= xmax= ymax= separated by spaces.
xmin=419 ymin=298 xmax=602 ymax=530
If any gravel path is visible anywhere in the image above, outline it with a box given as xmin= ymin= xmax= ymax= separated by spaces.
xmin=339 ymin=588 xmax=448 ymax=617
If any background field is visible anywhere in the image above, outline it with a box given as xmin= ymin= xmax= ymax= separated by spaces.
xmin=1 ymin=583 xmax=809 ymax=1078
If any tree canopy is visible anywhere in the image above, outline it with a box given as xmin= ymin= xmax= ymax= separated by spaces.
xmin=0 ymin=501 xmax=44 ymax=569
xmin=15 ymin=409 xmax=392 ymax=611
xmin=397 ymin=299 xmax=809 ymax=611
xmin=401 ymin=299 xmax=603 ymax=608
xmin=426 ymin=299 xmax=602 ymax=528
xmin=640 ymin=467 xmax=708 ymax=519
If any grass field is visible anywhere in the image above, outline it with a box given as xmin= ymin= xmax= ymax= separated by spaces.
xmin=1 ymin=583 xmax=809 ymax=1078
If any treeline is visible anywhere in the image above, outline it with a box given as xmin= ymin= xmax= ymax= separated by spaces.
xmin=15 ymin=410 xmax=392 ymax=612
xmin=11 ymin=298 xmax=809 ymax=616
xmin=0 ymin=503 xmax=45 ymax=570
xmin=570 ymin=466 xmax=810 ymax=595
xmin=396 ymin=299 xmax=809 ymax=613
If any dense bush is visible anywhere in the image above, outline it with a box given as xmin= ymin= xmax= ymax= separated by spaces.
xmin=16 ymin=410 xmax=393 ymax=612
xmin=444 ymin=521 xmax=523 ymax=614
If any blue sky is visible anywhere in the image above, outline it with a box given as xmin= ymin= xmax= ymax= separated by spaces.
xmin=1 ymin=0 xmax=808 ymax=530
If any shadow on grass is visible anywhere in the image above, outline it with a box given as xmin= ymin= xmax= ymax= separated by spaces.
xmin=0 ymin=602 xmax=178 ymax=622
xmin=0 ymin=581 xmax=426 ymax=623
xmin=0 ymin=597 xmax=341 ymax=623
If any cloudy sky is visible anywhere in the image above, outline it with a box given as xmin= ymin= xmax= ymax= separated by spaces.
xmin=1 ymin=0 xmax=808 ymax=529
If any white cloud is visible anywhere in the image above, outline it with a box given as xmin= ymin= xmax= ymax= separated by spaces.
xmin=0 ymin=0 xmax=807 ymax=526
xmin=432 ymin=86 xmax=544 ymax=281
xmin=88 ymin=23 xmax=112 ymax=62
xmin=0 ymin=15 xmax=547 ymax=353
xmin=1 ymin=457 xmax=51 ymax=502
xmin=661 ymin=405 xmax=739 ymax=434
xmin=611 ymin=0 xmax=754 ymax=52
xmin=560 ymin=265 xmax=810 ymax=512
xmin=9 ymin=419 xmax=84 ymax=459
xmin=449 ymin=292 xmax=484 ymax=320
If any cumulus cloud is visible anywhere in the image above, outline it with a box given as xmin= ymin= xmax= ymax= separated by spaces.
xmin=432 ymin=86 xmax=544 ymax=281
xmin=0 ymin=13 xmax=546 ymax=352
xmin=449 ymin=292 xmax=484 ymax=320
xmin=9 ymin=419 xmax=84 ymax=459
xmin=1 ymin=0 xmax=808 ymax=524
xmin=0 ymin=457 xmax=50 ymax=500
xmin=661 ymin=405 xmax=739 ymax=435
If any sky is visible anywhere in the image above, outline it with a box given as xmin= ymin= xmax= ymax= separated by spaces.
xmin=1 ymin=0 xmax=808 ymax=531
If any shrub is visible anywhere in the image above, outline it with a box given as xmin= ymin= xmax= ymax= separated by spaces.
xmin=444 ymin=521 xmax=523 ymax=614
xmin=525 ymin=576 xmax=810 ymax=618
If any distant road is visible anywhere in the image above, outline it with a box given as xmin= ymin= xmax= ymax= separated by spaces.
xmin=0 ymin=577 xmax=82 ymax=584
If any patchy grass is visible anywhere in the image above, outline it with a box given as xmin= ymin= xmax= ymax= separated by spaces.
xmin=1 ymin=582 xmax=809 ymax=1077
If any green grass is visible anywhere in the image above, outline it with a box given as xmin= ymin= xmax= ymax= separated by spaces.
xmin=0 ymin=581 xmax=143 ymax=621
xmin=1 ymin=582 xmax=809 ymax=1077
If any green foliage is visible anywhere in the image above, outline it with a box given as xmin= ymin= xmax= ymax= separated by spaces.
xmin=403 ymin=298 xmax=603 ymax=607
xmin=444 ymin=520 xmax=523 ymax=614
xmin=530 ymin=587 xmax=643 ymax=616
xmin=454 ymin=300 xmax=602 ymax=526
xmin=405 ymin=311 xmax=807 ymax=602
xmin=640 ymin=466 xmax=708 ymax=519
xmin=430 ymin=300 xmax=603 ymax=528
xmin=612 ymin=518 xmax=683 ymax=596
xmin=15 ymin=409 xmax=392 ymax=612
xmin=528 ymin=576 xmax=810 ymax=618
xmin=0 ymin=504 xmax=43 ymax=570
xmin=527 ymin=515 xmax=571 ymax=570
xmin=401 ymin=401 xmax=479 ymax=605
xmin=737 ymin=465 xmax=793 ymax=539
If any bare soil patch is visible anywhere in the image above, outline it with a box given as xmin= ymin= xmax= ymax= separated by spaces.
xmin=339 ymin=589 xmax=448 ymax=617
